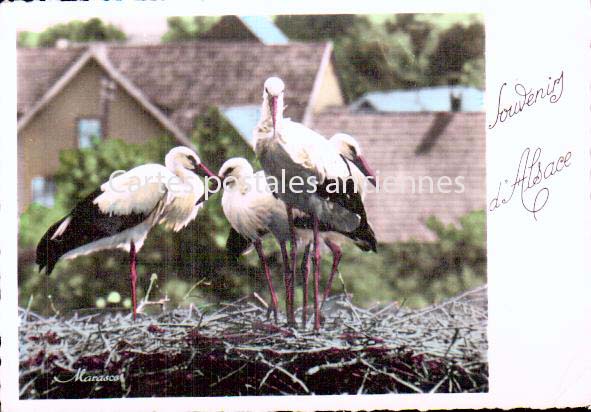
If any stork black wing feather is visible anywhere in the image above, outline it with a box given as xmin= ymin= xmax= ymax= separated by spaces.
xmin=225 ymin=228 xmax=253 ymax=261
xmin=294 ymin=177 xmax=377 ymax=253
xmin=36 ymin=188 xmax=148 ymax=275
xmin=316 ymin=177 xmax=367 ymax=220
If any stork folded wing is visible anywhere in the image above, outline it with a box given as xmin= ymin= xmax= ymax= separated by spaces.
xmin=94 ymin=164 xmax=174 ymax=217
xmin=226 ymin=227 xmax=254 ymax=260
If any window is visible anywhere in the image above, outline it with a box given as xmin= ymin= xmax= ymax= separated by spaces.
xmin=77 ymin=118 xmax=102 ymax=149
xmin=31 ymin=176 xmax=56 ymax=208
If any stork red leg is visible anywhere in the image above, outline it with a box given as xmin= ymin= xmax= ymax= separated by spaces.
xmin=279 ymin=240 xmax=295 ymax=325
xmin=129 ymin=241 xmax=138 ymax=321
xmin=312 ymin=216 xmax=321 ymax=331
xmin=285 ymin=205 xmax=297 ymax=324
xmin=301 ymin=243 xmax=311 ymax=328
xmin=322 ymin=239 xmax=342 ymax=308
xmin=254 ymin=239 xmax=278 ymax=323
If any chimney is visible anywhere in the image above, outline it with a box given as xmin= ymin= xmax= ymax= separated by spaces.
xmin=55 ymin=38 xmax=70 ymax=49
xmin=450 ymin=90 xmax=462 ymax=112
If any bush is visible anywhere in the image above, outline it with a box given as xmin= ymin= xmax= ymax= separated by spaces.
xmin=331 ymin=210 xmax=486 ymax=308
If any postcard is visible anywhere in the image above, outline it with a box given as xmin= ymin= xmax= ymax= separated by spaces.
xmin=1 ymin=0 xmax=590 ymax=410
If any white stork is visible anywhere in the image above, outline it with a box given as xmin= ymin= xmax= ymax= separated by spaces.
xmin=36 ymin=146 xmax=216 ymax=320
xmin=218 ymin=158 xmax=291 ymax=323
xmin=219 ymin=157 xmax=376 ymax=328
xmin=298 ymin=133 xmax=377 ymax=322
xmin=253 ymin=77 xmax=374 ymax=330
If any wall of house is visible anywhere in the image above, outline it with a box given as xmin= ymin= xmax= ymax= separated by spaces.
xmin=312 ymin=60 xmax=345 ymax=113
xmin=18 ymin=60 xmax=168 ymax=211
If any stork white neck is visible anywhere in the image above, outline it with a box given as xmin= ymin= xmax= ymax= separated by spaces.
xmin=164 ymin=149 xmax=199 ymax=184
xmin=259 ymin=92 xmax=285 ymax=133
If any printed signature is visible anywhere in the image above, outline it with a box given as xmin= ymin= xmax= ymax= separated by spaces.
xmin=53 ymin=367 xmax=123 ymax=383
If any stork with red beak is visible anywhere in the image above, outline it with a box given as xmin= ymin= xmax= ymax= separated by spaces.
xmin=253 ymin=77 xmax=375 ymax=330
xmin=298 ymin=133 xmax=377 ymax=324
xmin=36 ymin=146 xmax=217 ymax=320
xmin=220 ymin=156 xmax=377 ymax=328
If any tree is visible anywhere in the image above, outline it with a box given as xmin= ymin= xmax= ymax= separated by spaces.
xmin=17 ymin=31 xmax=39 ymax=48
xmin=274 ymin=14 xmax=369 ymax=41
xmin=429 ymin=22 xmax=485 ymax=86
xmin=277 ymin=14 xmax=485 ymax=101
xmin=19 ymin=18 xmax=126 ymax=48
xmin=161 ymin=16 xmax=219 ymax=43
xmin=334 ymin=16 xmax=440 ymax=100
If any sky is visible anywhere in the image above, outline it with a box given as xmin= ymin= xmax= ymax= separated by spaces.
xmin=16 ymin=15 xmax=170 ymax=43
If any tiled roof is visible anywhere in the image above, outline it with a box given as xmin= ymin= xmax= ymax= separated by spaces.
xmin=17 ymin=41 xmax=328 ymax=133
xmin=350 ymin=86 xmax=484 ymax=113
xmin=17 ymin=47 xmax=86 ymax=115
xmin=311 ymin=109 xmax=486 ymax=242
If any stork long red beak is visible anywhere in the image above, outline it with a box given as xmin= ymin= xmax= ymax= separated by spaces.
xmin=195 ymin=163 xmax=217 ymax=179
xmin=352 ymin=155 xmax=377 ymax=187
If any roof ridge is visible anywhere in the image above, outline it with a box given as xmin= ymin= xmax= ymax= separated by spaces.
xmin=18 ymin=40 xmax=329 ymax=53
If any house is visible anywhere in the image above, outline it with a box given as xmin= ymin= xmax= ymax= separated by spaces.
xmin=200 ymin=15 xmax=289 ymax=45
xmin=17 ymin=40 xmax=344 ymax=211
xmin=350 ymin=86 xmax=484 ymax=113
xmin=310 ymin=109 xmax=486 ymax=242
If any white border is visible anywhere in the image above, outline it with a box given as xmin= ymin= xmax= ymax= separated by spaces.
xmin=2 ymin=0 xmax=591 ymax=410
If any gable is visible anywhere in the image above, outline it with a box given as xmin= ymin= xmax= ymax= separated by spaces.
xmin=19 ymin=59 xmax=168 ymax=144
xmin=18 ymin=47 xmax=86 ymax=116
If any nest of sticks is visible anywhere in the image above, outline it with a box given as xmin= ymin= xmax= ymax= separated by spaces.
xmin=19 ymin=285 xmax=488 ymax=398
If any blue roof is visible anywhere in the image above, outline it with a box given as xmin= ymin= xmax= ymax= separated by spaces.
xmin=351 ymin=86 xmax=484 ymax=112
xmin=239 ymin=16 xmax=289 ymax=45
xmin=220 ymin=105 xmax=261 ymax=146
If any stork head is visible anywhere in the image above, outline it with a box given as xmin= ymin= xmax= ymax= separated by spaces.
xmin=218 ymin=157 xmax=254 ymax=186
xmin=165 ymin=146 xmax=216 ymax=178
xmin=263 ymin=77 xmax=285 ymax=131
xmin=330 ymin=133 xmax=376 ymax=186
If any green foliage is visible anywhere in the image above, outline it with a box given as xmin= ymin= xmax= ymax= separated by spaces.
xmin=429 ymin=22 xmax=485 ymax=85
xmin=18 ymin=18 xmax=126 ymax=48
xmin=276 ymin=13 xmax=484 ymax=101
xmin=274 ymin=15 xmax=369 ymax=41
xmin=54 ymin=137 xmax=175 ymax=208
xmin=332 ymin=210 xmax=487 ymax=308
xmin=161 ymin=17 xmax=219 ymax=43
xmin=17 ymin=31 xmax=40 ymax=48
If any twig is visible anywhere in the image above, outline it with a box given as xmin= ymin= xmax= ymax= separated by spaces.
xmin=209 ymin=363 xmax=248 ymax=388
xmin=359 ymin=358 xmax=423 ymax=393
xmin=257 ymin=354 xmax=310 ymax=394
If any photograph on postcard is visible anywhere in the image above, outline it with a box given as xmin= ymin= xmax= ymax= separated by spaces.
xmin=17 ymin=13 xmax=487 ymax=398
